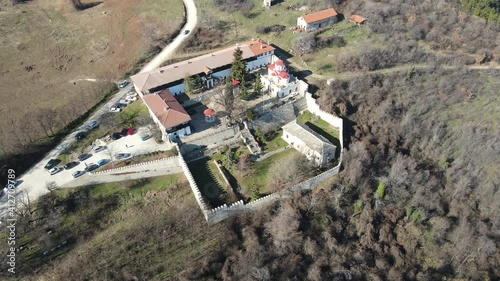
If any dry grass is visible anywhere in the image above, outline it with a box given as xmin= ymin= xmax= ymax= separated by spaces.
xmin=0 ymin=0 xmax=183 ymax=155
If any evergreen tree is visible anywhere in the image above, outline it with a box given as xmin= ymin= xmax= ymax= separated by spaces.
xmin=239 ymin=81 xmax=249 ymax=100
xmin=194 ymin=75 xmax=203 ymax=91
xmin=254 ymin=74 xmax=263 ymax=96
xmin=222 ymin=78 xmax=236 ymax=121
xmin=183 ymin=73 xmax=193 ymax=94
xmin=231 ymin=47 xmax=246 ymax=82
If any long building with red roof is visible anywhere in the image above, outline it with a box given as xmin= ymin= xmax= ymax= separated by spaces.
xmin=297 ymin=8 xmax=338 ymax=32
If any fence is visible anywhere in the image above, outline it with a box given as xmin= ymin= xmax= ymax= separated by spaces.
xmin=88 ymin=156 xmax=179 ymax=175
xmin=176 ymin=144 xmax=210 ymax=220
xmin=202 ymin=91 xmax=344 ymax=223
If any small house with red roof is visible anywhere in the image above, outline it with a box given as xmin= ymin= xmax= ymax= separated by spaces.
xmin=349 ymin=15 xmax=366 ymax=25
xmin=297 ymin=8 xmax=338 ymax=32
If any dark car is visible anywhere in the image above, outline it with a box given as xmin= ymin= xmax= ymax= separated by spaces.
xmin=111 ymin=132 xmax=122 ymax=140
xmin=93 ymin=145 xmax=106 ymax=153
xmin=75 ymin=132 xmax=86 ymax=141
xmin=44 ymin=159 xmax=61 ymax=170
xmin=84 ymin=163 xmax=99 ymax=172
xmin=77 ymin=153 xmax=92 ymax=161
xmin=115 ymin=153 xmax=131 ymax=160
xmin=72 ymin=170 xmax=86 ymax=178
xmin=115 ymin=103 xmax=127 ymax=109
xmin=63 ymin=161 xmax=80 ymax=170
xmin=183 ymin=30 xmax=190 ymax=35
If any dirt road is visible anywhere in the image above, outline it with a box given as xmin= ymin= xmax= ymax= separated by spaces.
xmin=140 ymin=0 xmax=198 ymax=73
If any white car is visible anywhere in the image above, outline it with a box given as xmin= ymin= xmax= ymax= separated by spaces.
xmin=289 ymin=92 xmax=299 ymax=98
xmin=125 ymin=96 xmax=137 ymax=102
xmin=48 ymin=167 xmax=62 ymax=175
xmin=118 ymin=98 xmax=131 ymax=104
xmin=110 ymin=106 xmax=122 ymax=113
xmin=126 ymin=92 xmax=137 ymax=98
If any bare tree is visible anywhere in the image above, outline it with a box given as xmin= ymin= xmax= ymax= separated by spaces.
xmin=268 ymin=153 xmax=313 ymax=192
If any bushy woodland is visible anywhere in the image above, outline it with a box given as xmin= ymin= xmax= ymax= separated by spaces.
xmin=179 ymin=67 xmax=499 ymax=281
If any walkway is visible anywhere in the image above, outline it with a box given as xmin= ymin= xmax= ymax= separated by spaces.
xmin=66 ymin=157 xmax=181 ymax=187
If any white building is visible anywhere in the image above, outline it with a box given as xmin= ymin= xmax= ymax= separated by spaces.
xmin=297 ymin=8 xmax=338 ymax=32
xmin=282 ymin=120 xmax=336 ymax=167
xmin=261 ymin=58 xmax=309 ymax=98
xmin=131 ymin=39 xmax=275 ymax=96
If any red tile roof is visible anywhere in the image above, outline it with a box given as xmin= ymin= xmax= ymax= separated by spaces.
xmin=142 ymin=90 xmax=191 ymax=129
xmin=132 ymin=39 xmax=275 ymax=92
xmin=349 ymin=15 xmax=366 ymax=24
xmin=302 ymin=8 xmax=338 ymax=24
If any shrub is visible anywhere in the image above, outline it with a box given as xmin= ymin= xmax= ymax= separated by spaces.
xmin=376 ymin=181 xmax=385 ymax=199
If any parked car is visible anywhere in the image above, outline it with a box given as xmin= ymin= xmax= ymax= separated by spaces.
xmin=115 ymin=103 xmax=127 ymax=109
xmin=125 ymin=96 xmax=137 ymax=102
xmin=120 ymin=128 xmax=134 ymax=137
xmin=183 ymin=30 xmax=190 ymax=35
xmin=44 ymin=159 xmax=61 ymax=170
xmin=85 ymin=163 xmax=99 ymax=172
xmin=97 ymin=159 xmax=110 ymax=166
xmin=77 ymin=153 xmax=92 ymax=161
xmin=126 ymin=92 xmax=137 ymax=98
xmin=93 ymin=145 xmax=106 ymax=153
xmin=87 ymin=120 xmax=99 ymax=129
xmin=140 ymin=133 xmax=152 ymax=141
xmin=118 ymin=80 xmax=129 ymax=88
xmin=118 ymin=98 xmax=131 ymax=104
xmin=47 ymin=167 xmax=62 ymax=175
xmin=75 ymin=131 xmax=86 ymax=141
xmin=72 ymin=170 xmax=86 ymax=178
xmin=115 ymin=153 xmax=131 ymax=160
xmin=110 ymin=106 xmax=122 ymax=113
xmin=63 ymin=161 xmax=79 ymax=170
xmin=4 ymin=180 xmax=21 ymax=191
xmin=111 ymin=132 xmax=122 ymax=140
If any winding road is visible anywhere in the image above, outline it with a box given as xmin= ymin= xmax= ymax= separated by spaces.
xmin=0 ymin=0 xmax=198 ymax=220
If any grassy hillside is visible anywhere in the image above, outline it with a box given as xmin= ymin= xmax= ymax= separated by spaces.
xmin=0 ymin=175 xmax=228 ymax=280
xmin=0 ymin=0 xmax=184 ymax=177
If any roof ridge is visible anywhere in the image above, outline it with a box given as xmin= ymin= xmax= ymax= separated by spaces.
xmin=294 ymin=120 xmax=332 ymax=145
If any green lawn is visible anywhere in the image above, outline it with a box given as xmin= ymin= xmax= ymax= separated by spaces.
xmin=91 ymin=174 xmax=182 ymax=198
xmin=194 ymin=0 xmax=373 ymax=76
xmin=238 ymin=148 xmax=300 ymax=196
xmin=262 ymin=130 xmax=288 ymax=153
xmin=188 ymin=158 xmax=237 ymax=206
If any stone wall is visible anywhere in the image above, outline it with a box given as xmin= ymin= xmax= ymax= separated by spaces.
xmin=88 ymin=156 xmax=179 ymax=175
xmin=202 ymin=91 xmax=344 ymax=223
xmin=176 ymin=144 xmax=210 ymax=220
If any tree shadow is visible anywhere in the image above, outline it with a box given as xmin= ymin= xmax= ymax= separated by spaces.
xmin=271 ymin=44 xmax=293 ymax=60
xmin=73 ymin=1 xmax=103 ymax=11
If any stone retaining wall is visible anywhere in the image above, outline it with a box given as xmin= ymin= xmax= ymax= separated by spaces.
xmin=88 ymin=156 xmax=179 ymax=175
